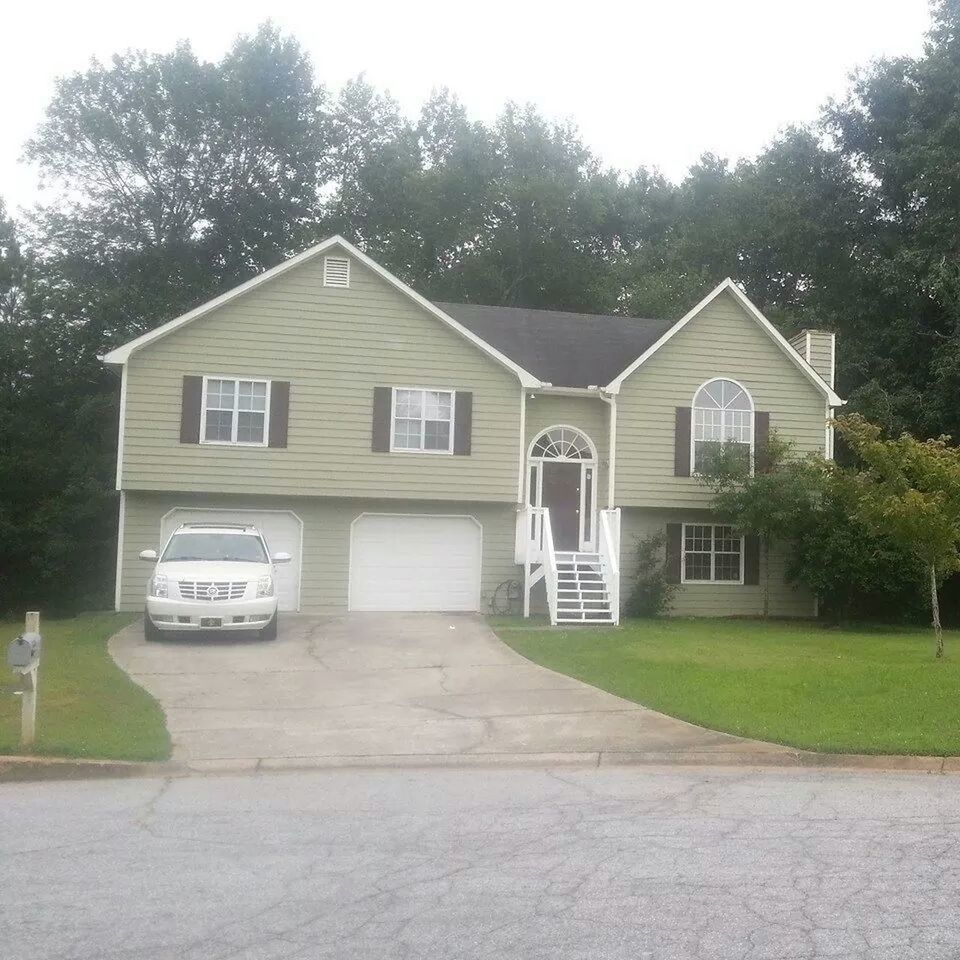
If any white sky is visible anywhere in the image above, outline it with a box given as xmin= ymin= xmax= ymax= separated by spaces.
xmin=1 ymin=0 xmax=931 ymax=213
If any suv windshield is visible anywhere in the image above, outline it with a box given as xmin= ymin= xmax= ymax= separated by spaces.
xmin=161 ymin=533 xmax=268 ymax=563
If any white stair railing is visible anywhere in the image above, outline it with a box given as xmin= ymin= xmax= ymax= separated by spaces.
xmin=519 ymin=505 xmax=550 ymax=617
xmin=598 ymin=508 xmax=621 ymax=625
xmin=540 ymin=509 xmax=559 ymax=625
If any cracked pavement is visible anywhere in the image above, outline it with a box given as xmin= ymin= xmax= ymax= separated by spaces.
xmin=108 ymin=613 xmax=791 ymax=769
xmin=4 ymin=765 xmax=960 ymax=959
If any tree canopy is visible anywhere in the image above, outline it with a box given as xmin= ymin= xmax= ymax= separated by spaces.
xmin=6 ymin=4 xmax=960 ymax=613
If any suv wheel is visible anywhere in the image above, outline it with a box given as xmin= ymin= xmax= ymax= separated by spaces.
xmin=144 ymin=612 xmax=163 ymax=643
xmin=260 ymin=612 xmax=279 ymax=641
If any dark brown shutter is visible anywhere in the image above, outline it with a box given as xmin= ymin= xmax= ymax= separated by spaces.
xmin=754 ymin=411 xmax=771 ymax=473
xmin=665 ymin=523 xmax=683 ymax=584
xmin=371 ymin=387 xmax=392 ymax=452
xmin=744 ymin=535 xmax=761 ymax=585
xmin=180 ymin=376 xmax=202 ymax=444
xmin=453 ymin=391 xmax=472 ymax=455
xmin=674 ymin=407 xmax=692 ymax=476
xmin=268 ymin=381 xmax=290 ymax=448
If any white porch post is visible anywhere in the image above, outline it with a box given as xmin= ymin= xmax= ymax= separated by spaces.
xmin=600 ymin=391 xmax=617 ymax=509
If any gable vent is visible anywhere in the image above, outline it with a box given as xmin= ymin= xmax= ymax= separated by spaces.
xmin=323 ymin=256 xmax=351 ymax=288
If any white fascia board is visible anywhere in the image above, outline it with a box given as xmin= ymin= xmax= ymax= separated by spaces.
xmin=604 ymin=277 xmax=843 ymax=406
xmin=100 ymin=235 xmax=541 ymax=388
xmin=531 ymin=385 xmax=602 ymax=397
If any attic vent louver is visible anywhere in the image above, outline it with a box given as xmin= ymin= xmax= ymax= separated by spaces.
xmin=323 ymin=256 xmax=350 ymax=288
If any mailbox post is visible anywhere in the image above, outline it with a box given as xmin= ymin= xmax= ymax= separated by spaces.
xmin=8 ymin=611 xmax=41 ymax=748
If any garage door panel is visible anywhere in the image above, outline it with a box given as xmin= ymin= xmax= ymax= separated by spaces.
xmin=350 ymin=515 xmax=481 ymax=612
xmin=160 ymin=509 xmax=302 ymax=611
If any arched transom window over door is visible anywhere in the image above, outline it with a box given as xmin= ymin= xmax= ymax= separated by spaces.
xmin=528 ymin=426 xmax=598 ymax=552
xmin=692 ymin=378 xmax=754 ymax=475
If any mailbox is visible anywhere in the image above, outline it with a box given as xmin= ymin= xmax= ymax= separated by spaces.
xmin=8 ymin=631 xmax=41 ymax=670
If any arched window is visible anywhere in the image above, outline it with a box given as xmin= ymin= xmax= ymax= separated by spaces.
xmin=529 ymin=426 xmax=595 ymax=461
xmin=692 ymin=378 xmax=754 ymax=474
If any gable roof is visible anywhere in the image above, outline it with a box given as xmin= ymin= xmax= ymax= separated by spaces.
xmin=100 ymin=236 xmax=541 ymax=388
xmin=101 ymin=237 xmax=841 ymax=405
xmin=605 ymin=278 xmax=843 ymax=405
xmin=436 ymin=302 xmax=674 ymax=390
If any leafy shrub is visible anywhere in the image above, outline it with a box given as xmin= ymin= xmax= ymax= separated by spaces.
xmin=624 ymin=532 xmax=676 ymax=618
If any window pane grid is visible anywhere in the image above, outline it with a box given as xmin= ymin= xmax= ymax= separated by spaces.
xmin=682 ymin=524 xmax=743 ymax=583
xmin=692 ymin=380 xmax=754 ymax=474
xmin=392 ymin=389 xmax=454 ymax=453
xmin=203 ymin=378 xmax=268 ymax=444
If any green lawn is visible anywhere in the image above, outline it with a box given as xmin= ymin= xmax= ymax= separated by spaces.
xmin=492 ymin=617 xmax=960 ymax=755
xmin=0 ymin=612 xmax=170 ymax=761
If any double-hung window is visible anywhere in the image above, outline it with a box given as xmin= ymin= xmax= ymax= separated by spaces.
xmin=682 ymin=524 xmax=744 ymax=584
xmin=391 ymin=388 xmax=454 ymax=454
xmin=202 ymin=377 xmax=270 ymax=446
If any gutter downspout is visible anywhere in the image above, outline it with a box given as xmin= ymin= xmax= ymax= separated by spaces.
xmin=598 ymin=390 xmax=617 ymax=509
xmin=517 ymin=388 xmax=527 ymax=504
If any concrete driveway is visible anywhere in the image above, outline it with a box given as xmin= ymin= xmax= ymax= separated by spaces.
xmin=110 ymin=614 xmax=791 ymax=771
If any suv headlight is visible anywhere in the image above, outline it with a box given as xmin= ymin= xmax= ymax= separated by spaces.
xmin=149 ymin=574 xmax=168 ymax=598
xmin=256 ymin=575 xmax=274 ymax=598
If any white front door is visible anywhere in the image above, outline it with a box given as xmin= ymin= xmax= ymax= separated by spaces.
xmin=349 ymin=514 xmax=482 ymax=612
xmin=160 ymin=508 xmax=302 ymax=611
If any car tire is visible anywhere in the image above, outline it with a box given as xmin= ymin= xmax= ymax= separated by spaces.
xmin=143 ymin=612 xmax=163 ymax=643
xmin=260 ymin=612 xmax=279 ymax=641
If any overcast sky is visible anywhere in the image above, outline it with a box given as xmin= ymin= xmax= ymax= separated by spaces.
xmin=1 ymin=0 xmax=932 ymax=213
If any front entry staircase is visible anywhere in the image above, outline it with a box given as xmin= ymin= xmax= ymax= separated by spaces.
xmin=554 ymin=551 xmax=615 ymax=623
xmin=517 ymin=505 xmax=621 ymax=626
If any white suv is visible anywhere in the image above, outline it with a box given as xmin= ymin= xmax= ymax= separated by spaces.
xmin=139 ymin=523 xmax=291 ymax=641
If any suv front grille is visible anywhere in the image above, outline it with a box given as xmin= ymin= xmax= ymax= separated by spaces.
xmin=178 ymin=581 xmax=248 ymax=601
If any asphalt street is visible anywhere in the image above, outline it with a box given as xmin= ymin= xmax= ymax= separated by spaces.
xmin=3 ymin=765 xmax=960 ymax=959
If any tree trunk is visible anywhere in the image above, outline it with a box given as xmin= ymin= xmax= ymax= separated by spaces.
xmin=763 ymin=537 xmax=771 ymax=619
xmin=931 ymin=563 xmax=944 ymax=659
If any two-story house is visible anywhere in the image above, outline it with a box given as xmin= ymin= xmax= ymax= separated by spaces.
xmin=103 ymin=236 xmax=841 ymax=625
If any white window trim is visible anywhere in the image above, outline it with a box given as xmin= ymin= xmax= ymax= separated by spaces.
xmin=389 ymin=387 xmax=456 ymax=455
xmin=680 ymin=523 xmax=745 ymax=585
xmin=690 ymin=377 xmax=755 ymax=477
xmin=200 ymin=375 xmax=272 ymax=448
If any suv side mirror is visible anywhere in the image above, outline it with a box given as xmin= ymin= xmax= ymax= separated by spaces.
xmin=272 ymin=551 xmax=292 ymax=564
xmin=139 ymin=549 xmax=158 ymax=561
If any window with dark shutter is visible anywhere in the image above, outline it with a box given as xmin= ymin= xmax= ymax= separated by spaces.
xmin=754 ymin=412 xmax=771 ymax=473
xmin=180 ymin=376 xmax=203 ymax=444
xmin=268 ymin=381 xmax=290 ymax=448
xmin=665 ymin=523 xmax=682 ymax=583
xmin=453 ymin=392 xmax=472 ymax=455
xmin=744 ymin=536 xmax=761 ymax=585
xmin=371 ymin=387 xmax=392 ymax=452
xmin=674 ymin=408 xmax=692 ymax=477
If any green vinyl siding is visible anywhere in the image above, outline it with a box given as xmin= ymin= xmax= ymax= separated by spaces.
xmin=121 ymin=247 xmax=522 ymax=502
xmin=118 ymin=491 xmax=519 ymax=615
xmin=807 ymin=333 xmax=834 ymax=388
xmin=524 ymin=393 xmax=610 ymax=506
xmin=620 ymin=508 xmax=815 ymax=618
xmin=615 ymin=289 xmax=827 ymax=508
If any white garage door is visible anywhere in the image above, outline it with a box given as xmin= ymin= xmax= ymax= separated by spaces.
xmin=160 ymin=508 xmax=302 ymax=611
xmin=349 ymin=515 xmax=482 ymax=612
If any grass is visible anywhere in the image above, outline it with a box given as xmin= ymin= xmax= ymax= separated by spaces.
xmin=491 ymin=616 xmax=960 ymax=755
xmin=0 ymin=612 xmax=171 ymax=761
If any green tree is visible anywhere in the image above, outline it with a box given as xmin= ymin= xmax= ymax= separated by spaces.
xmin=836 ymin=414 xmax=960 ymax=657
xmin=697 ymin=434 xmax=824 ymax=617
xmin=25 ymin=23 xmax=329 ymax=346
xmin=787 ymin=467 xmax=927 ymax=622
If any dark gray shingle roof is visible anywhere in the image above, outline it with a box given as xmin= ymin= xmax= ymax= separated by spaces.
xmin=435 ymin=302 xmax=675 ymax=389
